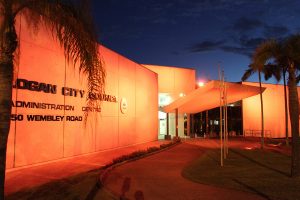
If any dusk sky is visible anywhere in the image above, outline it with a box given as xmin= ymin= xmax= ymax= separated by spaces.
xmin=92 ymin=0 xmax=300 ymax=83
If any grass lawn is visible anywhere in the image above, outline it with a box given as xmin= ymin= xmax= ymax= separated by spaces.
xmin=182 ymin=148 xmax=300 ymax=200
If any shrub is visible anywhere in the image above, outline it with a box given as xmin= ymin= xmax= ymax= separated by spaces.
xmin=147 ymin=146 xmax=160 ymax=153
xmin=106 ymin=139 xmax=181 ymax=168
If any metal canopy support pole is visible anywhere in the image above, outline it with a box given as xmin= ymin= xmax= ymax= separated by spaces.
xmin=206 ymin=110 xmax=209 ymax=136
xmin=223 ymin=94 xmax=226 ymax=159
xmin=187 ymin=114 xmax=191 ymax=137
xmin=219 ymin=67 xmax=224 ymax=167
xmin=223 ymin=72 xmax=227 ymax=159
xmin=167 ymin=112 xmax=169 ymax=136
xmin=191 ymin=114 xmax=194 ymax=136
xmin=200 ymin=112 xmax=203 ymax=137
xmin=225 ymin=82 xmax=229 ymax=156
xmin=175 ymin=108 xmax=178 ymax=138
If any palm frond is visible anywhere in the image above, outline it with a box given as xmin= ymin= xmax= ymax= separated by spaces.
xmin=241 ymin=67 xmax=254 ymax=81
xmin=284 ymin=34 xmax=300 ymax=65
xmin=263 ymin=64 xmax=281 ymax=82
xmin=17 ymin=0 xmax=105 ymax=114
xmin=252 ymin=39 xmax=279 ymax=71
xmin=296 ymin=74 xmax=300 ymax=84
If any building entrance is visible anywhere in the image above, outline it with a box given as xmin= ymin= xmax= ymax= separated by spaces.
xmin=191 ymin=101 xmax=243 ymax=137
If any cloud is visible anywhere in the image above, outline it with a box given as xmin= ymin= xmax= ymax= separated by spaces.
xmin=221 ymin=37 xmax=267 ymax=57
xmin=207 ymin=17 xmax=291 ymax=57
xmin=189 ymin=40 xmax=225 ymax=52
xmin=220 ymin=46 xmax=253 ymax=57
xmin=176 ymin=0 xmax=271 ymax=19
xmin=188 ymin=36 xmax=268 ymax=57
xmin=263 ymin=25 xmax=289 ymax=38
xmin=239 ymin=37 xmax=266 ymax=49
xmin=231 ymin=17 xmax=290 ymax=38
xmin=233 ymin=17 xmax=264 ymax=32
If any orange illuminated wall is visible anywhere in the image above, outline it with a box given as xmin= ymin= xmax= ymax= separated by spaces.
xmin=143 ymin=65 xmax=195 ymax=137
xmin=242 ymin=82 xmax=300 ymax=138
xmin=6 ymin=15 xmax=158 ymax=169
xmin=143 ymin=65 xmax=195 ymax=95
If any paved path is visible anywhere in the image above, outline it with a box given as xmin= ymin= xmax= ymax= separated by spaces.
xmin=102 ymin=139 xmax=265 ymax=200
xmin=5 ymin=140 xmax=168 ymax=195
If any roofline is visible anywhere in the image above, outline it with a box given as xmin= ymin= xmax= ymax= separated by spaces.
xmin=242 ymin=81 xmax=300 ymax=87
xmin=142 ymin=64 xmax=196 ymax=71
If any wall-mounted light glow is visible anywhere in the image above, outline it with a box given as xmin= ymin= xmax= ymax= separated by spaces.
xmin=198 ymin=81 xmax=205 ymax=87
xmin=179 ymin=93 xmax=185 ymax=97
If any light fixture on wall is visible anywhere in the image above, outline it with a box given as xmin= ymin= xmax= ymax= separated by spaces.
xmin=198 ymin=81 xmax=205 ymax=87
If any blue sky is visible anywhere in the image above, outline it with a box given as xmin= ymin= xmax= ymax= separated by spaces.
xmin=92 ymin=0 xmax=300 ymax=83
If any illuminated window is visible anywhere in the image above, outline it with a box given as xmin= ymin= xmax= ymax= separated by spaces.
xmin=159 ymin=93 xmax=172 ymax=106
xmin=158 ymin=111 xmax=167 ymax=119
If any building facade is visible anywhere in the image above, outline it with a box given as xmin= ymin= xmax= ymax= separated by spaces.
xmin=6 ymin=16 xmax=158 ymax=169
xmin=145 ymin=65 xmax=299 ymax=139
xmin=6 ymin=15 xmax=300 ymax=170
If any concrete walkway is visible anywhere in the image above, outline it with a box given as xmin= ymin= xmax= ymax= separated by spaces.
xmin=5 ymin=137 xmax=289 ymax=199
xmin=102 ymin=139 xmax=266 ymax=200
xmin=5 ymin=140 xmax=168 ymax=195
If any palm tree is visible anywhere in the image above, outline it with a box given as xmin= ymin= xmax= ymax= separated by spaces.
xmin=242 ymin=65 xmax=272 ymax=149
xmin=282 ymin=67 xmax=289 ymax=146
xmin=242 ymin=65 xmax=280 ymax=149
xmin=0 ymin=0 xmax=105 ymax=198
xmin=242 ymin=68 xmax=264 ymax=147
xmin=264 ymin=64 xmax=290 ymax=146
xmin=258 ymin=70 xmax=265 ymax=149
xmin=249 ymin=36 xmax=300 ymax=177
xmin=284 ymin=35 xmax=300 ymax=177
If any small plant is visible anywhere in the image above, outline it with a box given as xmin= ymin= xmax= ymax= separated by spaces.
xmin=111 ymin=150 xmax=147 ymax=165
xmin=147 ymin=146 xmax=160 ymax=153
xmin=106 ymin=139 xmax=181 ymax=168
xmin=172 ymin=136 xmax=181 ymax=143
xmin=160 ymin=143 xmax=172 ymax=148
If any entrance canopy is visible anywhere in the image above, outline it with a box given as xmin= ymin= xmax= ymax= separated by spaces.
xmin=163 ymin=81 xmax=264 ymax=114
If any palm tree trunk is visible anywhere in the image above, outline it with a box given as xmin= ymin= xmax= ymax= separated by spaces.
xmin=0 ymin=8 xmax=17 ymax=198
xmin=0 ymin=61 xmax=13 ymax=200
xmin=288 ymin=63 xmax=300 ymax=177
xmin=283 ymin=69 xmax=289 ymax=146
xmin=258 ymin=70 xmax=264 ymax=149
